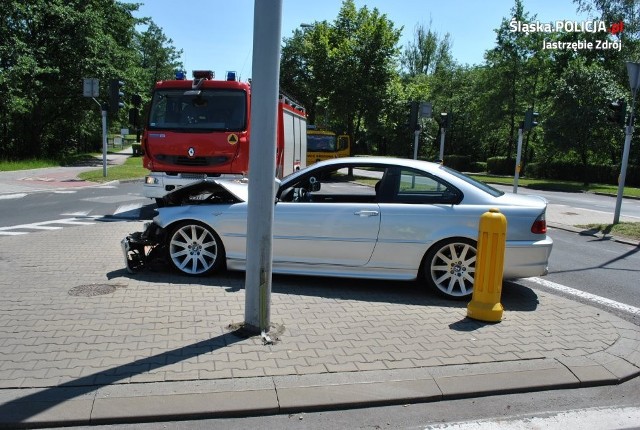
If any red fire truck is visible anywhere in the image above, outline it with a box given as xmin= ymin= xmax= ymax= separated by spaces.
xmin=142 ymin=70 xmax=307 ymax=199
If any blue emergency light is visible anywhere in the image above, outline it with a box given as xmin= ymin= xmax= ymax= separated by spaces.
xmin=175 ymin=70 xmax=186 ymax=80
xmin=226 ymin=71 xmax=237 ymax=81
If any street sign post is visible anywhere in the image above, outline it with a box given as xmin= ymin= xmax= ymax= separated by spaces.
xmin=82 ymin=78 xmax=99 ymax=98
xmin=83 ymin=78 xmax=108 ymax=177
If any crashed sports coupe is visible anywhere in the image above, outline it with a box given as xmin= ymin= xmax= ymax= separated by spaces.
xmin=122 ymin=157 xmax=553 ymax=299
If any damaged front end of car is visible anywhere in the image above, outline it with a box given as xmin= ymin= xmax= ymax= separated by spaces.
xmin=121 ymin=222 xmax=167 ymax=274
xmin=121 ymin=178 xmax=248 ymax=274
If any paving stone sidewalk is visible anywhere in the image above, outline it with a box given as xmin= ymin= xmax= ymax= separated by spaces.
xmin=0 ymin=219 xmax=639 ymax=426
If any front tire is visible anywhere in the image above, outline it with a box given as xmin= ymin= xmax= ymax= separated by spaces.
xmin=167 ymin=221 xmax=223 ymax=275
xmin=423 ymin=238 xmax=477 ymax=299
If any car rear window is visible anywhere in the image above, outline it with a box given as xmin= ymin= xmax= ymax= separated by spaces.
xmin=441 ymin=166 xmax=505 ymax=197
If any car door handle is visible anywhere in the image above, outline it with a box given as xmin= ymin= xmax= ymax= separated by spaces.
xmin=354 ymin=210 xmax=379 ymax=217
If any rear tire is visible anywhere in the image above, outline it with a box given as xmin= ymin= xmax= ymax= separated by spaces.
xmin=166 ymin=221 xmax=224 ymax=276
xmin=423 ymin=238 xmax=477 ymax=300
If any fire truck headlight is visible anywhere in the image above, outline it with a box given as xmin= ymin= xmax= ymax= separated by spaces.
xmin=145 ymin=176 xmax=159 ymax=185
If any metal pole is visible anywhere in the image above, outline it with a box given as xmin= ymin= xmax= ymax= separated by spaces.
xmin=101 ymin=108 xmax=108 ymax=177
xmin=244 ymin=0 xmax=282 ymax=334
xmin=412 ymin=130 xmax=419 ymax=159
xmin=614 ymin=123 xmax=633 ymax=224
xmin=439 ymin=128 xmax=445 ymax=161
xmin=513 ymin=127 xmax=523 ymax=194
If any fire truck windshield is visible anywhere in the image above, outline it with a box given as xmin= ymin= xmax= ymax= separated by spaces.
xmin=307 ymin=135 xmax=337 ymax=152
xmin=148 ymin=89 xmax=246 ymax=132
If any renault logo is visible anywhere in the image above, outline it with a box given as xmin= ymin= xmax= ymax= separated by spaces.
xmin=188 ymin=147 xmax=195 ymax=158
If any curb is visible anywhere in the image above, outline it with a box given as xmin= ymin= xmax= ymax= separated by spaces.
xmin=548 ymin=222 xmax=640 ymax=247
xmin=2 ymin=355 xmax=639 ymax=428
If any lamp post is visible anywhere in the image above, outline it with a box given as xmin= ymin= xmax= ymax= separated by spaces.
xmin=244 ymin=0 xmax=283 ymax=334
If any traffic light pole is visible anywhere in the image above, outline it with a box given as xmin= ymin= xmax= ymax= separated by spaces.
xmin=614 ymin=122 xmax=633 ymax=224
xmin=614 ymin=62 xmax=640 ymax=224
xmin=101 ymin=108 xmax=108 ymax=177
xmin=92 ymin=97 xmax=108 ymax=178
xmin=412 ymin=130 xmax=420 ymax=159
xmin=513 ymin=126 xmax=523 ymax=193
xmin=439 ymin=127 xmax=445 ymax=161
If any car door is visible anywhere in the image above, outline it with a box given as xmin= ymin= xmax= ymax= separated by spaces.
xmin=272 ymin=165 xmax=384 ymax=266
xmin=371 ymin=167 xmax=464 ymax=270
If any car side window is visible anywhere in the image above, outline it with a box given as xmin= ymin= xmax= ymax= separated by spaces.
xmin=281 ymin=165 xmax=385 ymax=203
xmin=391 ymin=168 xmax=460 ymax=204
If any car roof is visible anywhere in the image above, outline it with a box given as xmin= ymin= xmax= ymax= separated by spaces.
xmin=309 ymin=156 xmax=441 ymax=169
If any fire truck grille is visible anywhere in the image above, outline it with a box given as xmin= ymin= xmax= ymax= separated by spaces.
xmin=163 ymin=156 xmax=228 ymax=167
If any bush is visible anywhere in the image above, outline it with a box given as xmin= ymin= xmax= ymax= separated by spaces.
xmin=526 ymin=161 xmax=639 ymax=186
xmin=469 ymin=161 xmax=487 ymax=173
xmin=131 ymin=143 xmax=143 ymax=156
xmin=442 ymin=155 xmax=471 ymax=171
xmin=487 ymin=157 xmax=515 ymax=175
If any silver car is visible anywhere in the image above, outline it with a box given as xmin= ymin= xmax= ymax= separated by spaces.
xmin=122 ymin=157 xmax=552 ymax=299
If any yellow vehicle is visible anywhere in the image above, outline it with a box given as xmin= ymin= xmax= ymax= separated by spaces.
xmin=306 ymin=128 xmax=351 ymax=165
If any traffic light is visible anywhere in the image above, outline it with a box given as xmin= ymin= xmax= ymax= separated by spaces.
xmin=129 ymin=94 xmax=141 ymax=127
xmin=608 ymin=99 xmax=626 ymax=126
xmin=408 ymin=101 xmax=419 ymax=131
xmin=109 ymin=79 xmax=125 ymax=112
xmin=440 ymin=112 xmax=452 ymax=129
xmin=523 ymin=109 xmax=539 ymax=131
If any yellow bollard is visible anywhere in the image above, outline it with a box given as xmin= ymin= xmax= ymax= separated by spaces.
xmin=467 ymin=208 xmax=507 ymax=322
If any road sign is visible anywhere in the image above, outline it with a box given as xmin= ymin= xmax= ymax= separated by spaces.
xmin=83 ymin=78 xmax=99 ymax=97
xmin=420 ymin=102 xmax=432 ymax=118
xmin=626 ymin=62 xmax=640 ymax=95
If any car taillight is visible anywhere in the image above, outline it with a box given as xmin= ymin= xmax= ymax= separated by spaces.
xmin=531 ymin=212 xmax=547 ymax=234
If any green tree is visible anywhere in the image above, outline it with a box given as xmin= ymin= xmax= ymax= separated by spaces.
xmin=280 ymin=0 xmax=401 ymax=154
xmin=544 ymin=57 xmax=624 ymax=182
xmin=401 ymin=21 xmax=452 ymax=77
xmin=0 ymin=0 xmax=139 ymax=158
xmin=134 ymin=21 xmax=183 ymax=93
xmin=0 ymin=1 xmax=182 ymax=160
xmin=483 ymin=0 xmax=545 ymax=159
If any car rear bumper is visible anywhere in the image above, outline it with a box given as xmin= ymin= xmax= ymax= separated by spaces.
xmin=504 ymin=236 xmax=553 ymax=279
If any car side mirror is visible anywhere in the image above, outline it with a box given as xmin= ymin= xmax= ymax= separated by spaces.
xmin=309 ymin=176 xmax=321 ymax=192
xmin=442 ymin=190 xmax=460 ymax=204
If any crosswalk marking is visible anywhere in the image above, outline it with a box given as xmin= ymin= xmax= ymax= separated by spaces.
xmin=0 ymin=193 xmax=27 ymax=200
xmin=0 ymin=217 xmax=100 ymax=236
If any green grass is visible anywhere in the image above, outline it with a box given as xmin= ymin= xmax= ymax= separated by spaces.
xmin=470 ymin=174 xmax=640 ymax=198
xmin=77 ymin=156 xmax=148 ymax=182
xmin=577 ymin=222 xmax=640 ymax=241
xmin=0 ymin=154 xmax=98 ymax=171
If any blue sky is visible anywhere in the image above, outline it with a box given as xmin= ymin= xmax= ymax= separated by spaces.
xmin=128 ymin=0 xmax=589 ymax=79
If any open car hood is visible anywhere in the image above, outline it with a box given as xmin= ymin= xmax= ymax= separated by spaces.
xmin=159 ymin=178 xmax=249 ymax=207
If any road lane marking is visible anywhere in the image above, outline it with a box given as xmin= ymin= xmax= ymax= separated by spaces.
xmin=0 ymin=217 xmax=99 ymax=235
xmin=114 ymin=203 xmax=143 ymax=213
xmin=528 ymin=277 xmax=640 ymax=316
xmin=423 ymin=406 xmax=640 ymax=430
xmin=0 ymin=193 xmax=27 ymax=200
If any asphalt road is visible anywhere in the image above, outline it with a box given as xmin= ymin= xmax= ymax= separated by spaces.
xmin=493 ymin=183 xmax=640 ymax=220
xmin=0 ymin=182 xmax=152 ymax=229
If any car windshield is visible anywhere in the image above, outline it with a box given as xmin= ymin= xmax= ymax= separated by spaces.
xmin=307 ymin=135 xmax=337 ymax=152
xmin=148 ymin=89 xmax=246 ymax=132
xmin=441 ymin=166 xmax=504 ymax=197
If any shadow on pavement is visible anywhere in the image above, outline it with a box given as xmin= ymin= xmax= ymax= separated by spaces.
xmin=107 ymin=267 xmax=540 ymax=313
xmin=0 ymin=330 xmax=247 ymax=424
